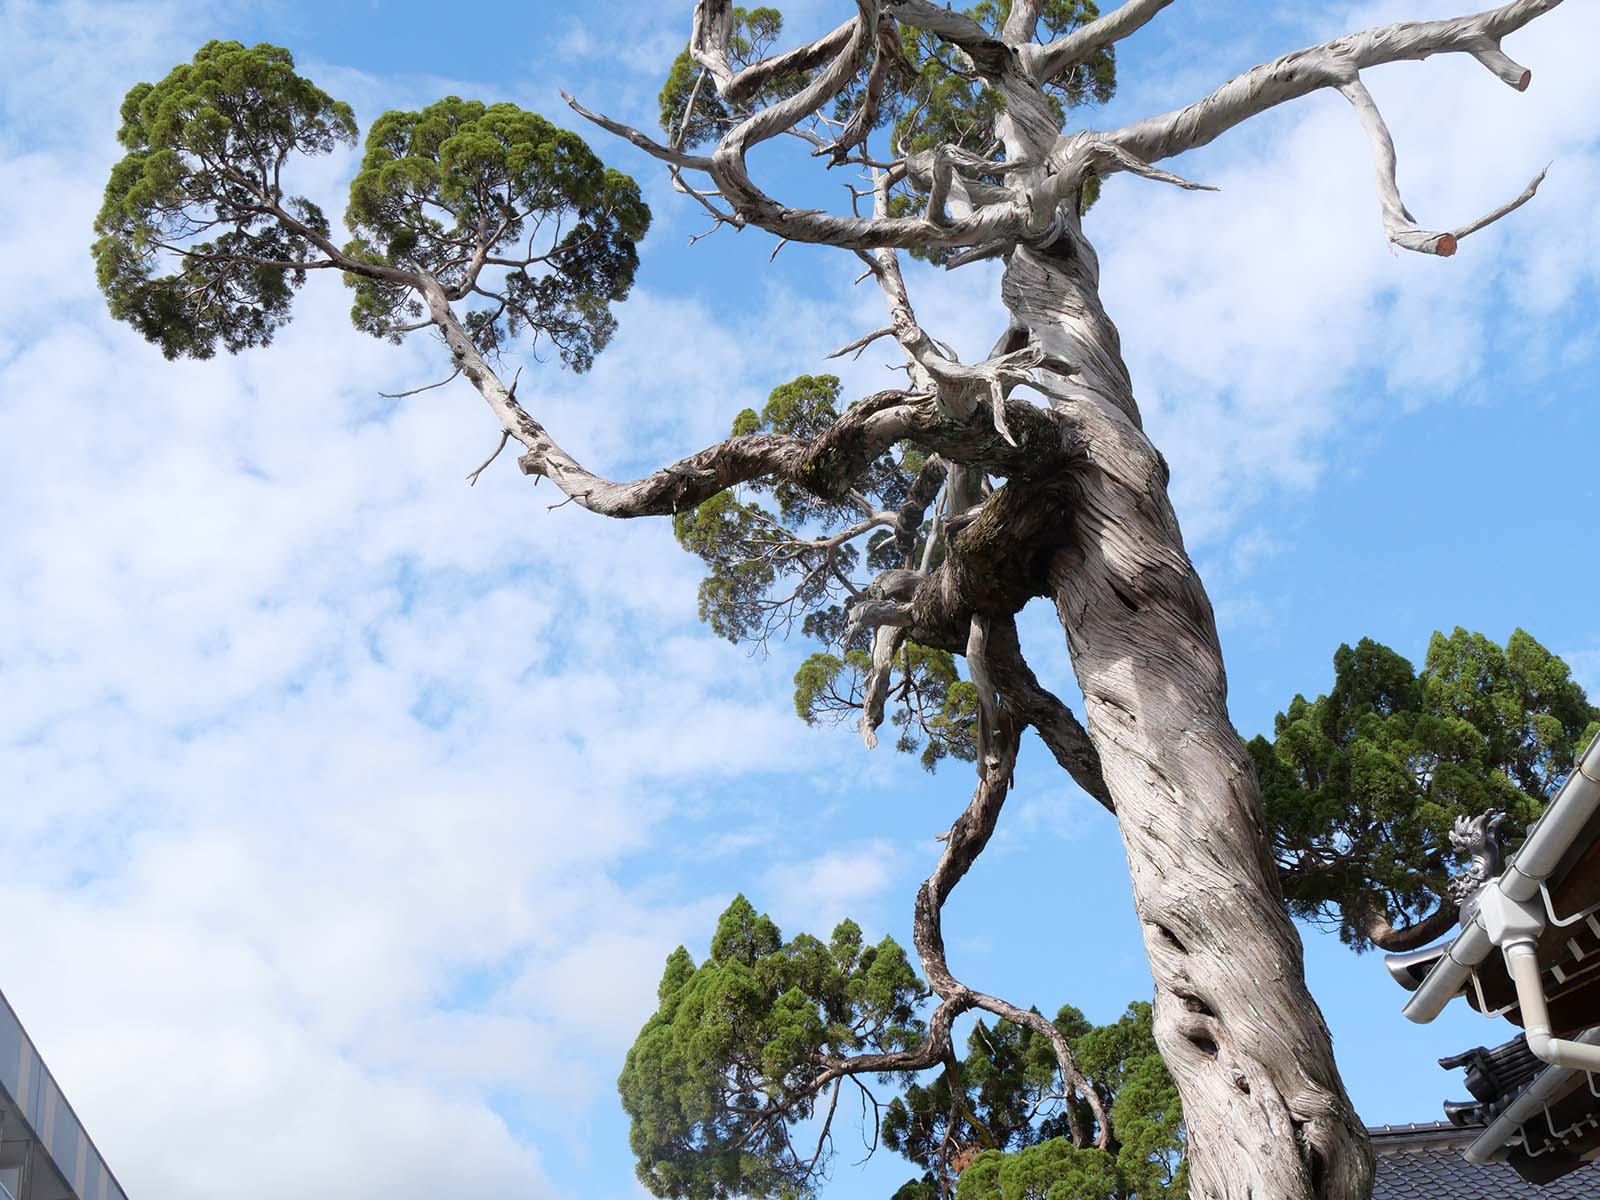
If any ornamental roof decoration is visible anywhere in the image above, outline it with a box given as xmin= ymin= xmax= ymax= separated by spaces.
xmin=1385 ymin=732 xmax=1600 ymax=1182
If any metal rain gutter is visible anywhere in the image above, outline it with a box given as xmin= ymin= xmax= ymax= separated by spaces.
xmin=1404 ymin=731 xmax=1600 ymax=1025
xmin=1463 ymin=1027 xmax=1600 ymax=1164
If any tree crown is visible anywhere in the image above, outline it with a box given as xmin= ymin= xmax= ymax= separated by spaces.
xmin=618 ymin=896 xmax=928 ymax=1199
xmin=94 ymin=42 xmax=649 ymax=371
xmin=620 ymin=898 xmax=1183 ymax=1200
xmin=93 ymin=40 xmax=356 ymax=359
xmin=344 ymin=96 xmax=648 ymax=368
xmin=1252 ymin=627 xmax=1600 ymax=951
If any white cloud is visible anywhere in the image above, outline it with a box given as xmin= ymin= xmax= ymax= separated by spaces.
xmin=3 ymin=3 xmax=1597 ymax=1199
xmin=0 ymin=7 xmax=875 ymax=1198
xmin=1049 ymin=0 xmax=1598 ymax=546
xmin=762 ymin=842 xmax=902 ymax=935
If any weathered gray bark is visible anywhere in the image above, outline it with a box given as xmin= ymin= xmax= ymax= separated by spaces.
xmin=1010 ymin=225 xmax=1369 ymax=1196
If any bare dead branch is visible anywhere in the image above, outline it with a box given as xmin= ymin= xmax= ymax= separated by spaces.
xmin=1339 ymin=77 xmax=1546 ymax=255
xmin=966 ymin=614 xmax=1001 ymax=772
xmin=860 ymin=624 xmax=909 ymax=749
xmin=691 ymin=0 xmax=858 ymax=104
xmin=1449 ymin=163 xmax=1549 ymax=242
xmin=467 ymin=429 xmax=512 ymax=486
xmin=1028 ymin=0 xmax=1177 ymax=82
xmin=882 ymin=0 xmax=1004 ymax=65
xmin=828 ymin=325 xmax=897 ymax=360
xmin=1001 ymin=0 xmax=1047 ymax=44
xmin=818 ymin=17 xmax=902 ymax=164
xmin=560 ymin=91 xmax=715 ymax=172
xmin=379 ymin=366 xmax=461 ymax=399
xmin=1102 ymin=0 xmax=1563 ymax=167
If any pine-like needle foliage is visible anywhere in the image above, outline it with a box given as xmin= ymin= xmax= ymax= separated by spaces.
xmin=1251 ymin=627 xmax=1600 ymax=951
xmin=620 ymin=901 xmax=1184 ymax=1200
xmin=93 ymin=40 xmax=356 ymax=359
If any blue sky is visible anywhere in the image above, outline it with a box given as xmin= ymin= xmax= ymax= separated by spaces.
xmin=0 ymin=1 xmax=1596 ymax=1198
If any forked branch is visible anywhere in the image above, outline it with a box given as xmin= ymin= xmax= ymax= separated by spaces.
xmin=1338 ymin=78 xmax=1547 ymax=255
xmin=1098 ymin=0 xmax=1563 ymax=255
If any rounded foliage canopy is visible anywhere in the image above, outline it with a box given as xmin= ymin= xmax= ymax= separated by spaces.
xmin=1251 ymin=627 xmax=1600 ymax=951
xmin=95 ymin=43 xmax=649 ymax=374
xmin=620 ymin=900 xmax=1184 ymax=1200
xmin=619 ymin=896 xmax=927 ymax=1199
xmin=93 ymin=40 xmax=356 ymax=359
xmin=343 ymin=96 xmax=650 ymax=369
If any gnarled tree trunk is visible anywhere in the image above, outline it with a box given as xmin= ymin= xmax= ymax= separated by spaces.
xmin=1005 ymin=232 xmax=1369 ymax=1196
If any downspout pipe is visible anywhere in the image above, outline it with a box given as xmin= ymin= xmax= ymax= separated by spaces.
xmin=1402 ymin=918 xmax=1489 ymax=1023
xmin=1463 ymin=1027 xmax=1600 ymax=1164
xmin=1403 ymin=732 xmax=1600 ymax=1025
xmin=1502 ymin=940 xmax=1600 ymax=1070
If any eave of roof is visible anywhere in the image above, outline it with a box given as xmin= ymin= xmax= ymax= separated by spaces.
xmin=1403 ymin=732 xmax=1600 ymax=1025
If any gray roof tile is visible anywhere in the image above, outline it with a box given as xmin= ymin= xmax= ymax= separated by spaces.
xmin=1371 ymin=1123 xmax=1600 ymax=1198
xmin=1374 ymin=1147 xmax=1600 ymax=1199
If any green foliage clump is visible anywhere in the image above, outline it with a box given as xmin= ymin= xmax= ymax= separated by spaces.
xmin=619 ymin=897 xmax=928 ymax=1199
xmin=793 ymin=644 xmax=979 ymax=771
xmin=672 ymin=374 xmax=977 ymax=767
xmin=96 ymin=42 xmax=648 ymax=375
xmin=343 ymin=96 xmax=649 ymax=368
xmin=957 ymin=1140 xmax=1122 ymax=1200
xmin=92 ymin=40 xmax=356 ymax=359
xmin=620 ymin=900 xmax=1185 ymax=1200
xmin=1251 ymin=627 xmax=1600 ymax=951
xmin=888 ymin=1002 xmax=1184 ymax=1200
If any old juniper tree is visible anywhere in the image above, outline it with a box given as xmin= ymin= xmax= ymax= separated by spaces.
xmin=96 ymin=4 xmax=1577 ymax=1199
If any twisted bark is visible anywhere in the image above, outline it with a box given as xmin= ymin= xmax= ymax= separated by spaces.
xmin=1013 ymin=229 xmax=1371 ymax=1198
xmin=113 ymin=7 xmax=1576 ymax=1190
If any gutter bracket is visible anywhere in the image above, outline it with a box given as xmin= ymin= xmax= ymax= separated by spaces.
xmin=1479 ymin=886 xmax=1546 ymax=949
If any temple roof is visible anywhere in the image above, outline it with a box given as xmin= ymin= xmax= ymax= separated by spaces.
xmin=1372 ymin=1122 xmax=1600 ymax=1198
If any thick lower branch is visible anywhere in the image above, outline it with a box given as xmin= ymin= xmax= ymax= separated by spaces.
xmin=1362 ymin=899 xmax=1460 ymax=953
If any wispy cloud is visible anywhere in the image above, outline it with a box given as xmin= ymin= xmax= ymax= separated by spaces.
xmin=3 ymin=3 xmax=1597 ymax=1199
